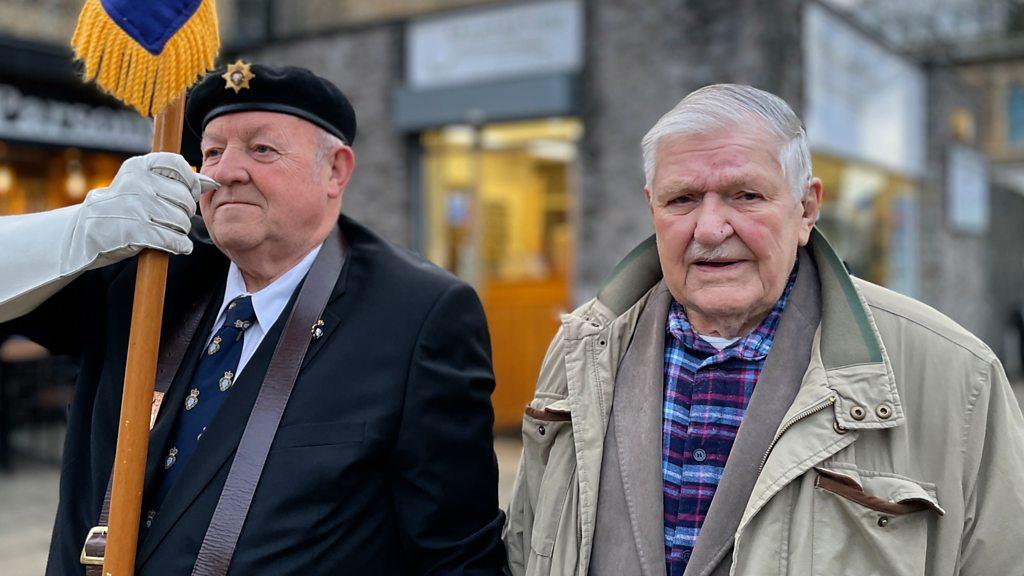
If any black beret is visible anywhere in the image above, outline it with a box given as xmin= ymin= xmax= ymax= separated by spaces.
xmin=184 ymin=61 xmax=357 ymax=151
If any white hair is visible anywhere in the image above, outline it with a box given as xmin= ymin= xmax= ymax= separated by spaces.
xmin=641 ymin=84 xmax=812 ymax=201
xmin=314 ymin=128 xmax=347 ymax=166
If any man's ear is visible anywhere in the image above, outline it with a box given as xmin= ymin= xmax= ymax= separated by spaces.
xmin=644 ymin=186 xmax=653 ymax=213
xmin=797 ymin=177 xmax=823 ymax=246
xmin=327 ymin=146 xmax=356 ymax=200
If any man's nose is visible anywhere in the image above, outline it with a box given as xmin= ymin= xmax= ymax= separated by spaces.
xmin=202 ymin=147 xmax=249 ymax=187
xmin=692 ymin=194 xmax=734 ymax=246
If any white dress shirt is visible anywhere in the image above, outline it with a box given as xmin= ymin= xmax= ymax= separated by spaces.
xmin=205 ymin=245 xmax=321 ymax=377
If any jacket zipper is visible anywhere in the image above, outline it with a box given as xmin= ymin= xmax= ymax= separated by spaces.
xmin=757 ymin=394 xmax=836 ymax=474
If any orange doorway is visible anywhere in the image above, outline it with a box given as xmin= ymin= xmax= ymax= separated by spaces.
xmin=421 ymin=118 xmax=580 ymax=430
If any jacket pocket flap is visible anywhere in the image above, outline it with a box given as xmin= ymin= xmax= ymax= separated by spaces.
xmin=525 ymin=405 xmax=572 ymax=422
xmin=816 ymin=469 xmax=945 ymax=516
xmin=544 ymin=397 xmax=572 ymax=414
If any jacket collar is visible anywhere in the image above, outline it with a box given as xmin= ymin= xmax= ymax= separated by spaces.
xmin=592 ymin=227 xmax=903 ymax=430
xmin=805 ymin=229 xmax=902 ymax=430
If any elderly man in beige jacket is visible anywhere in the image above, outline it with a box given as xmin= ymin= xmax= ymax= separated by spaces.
xmin=503 ymin=84 xmax=1024 ymax=576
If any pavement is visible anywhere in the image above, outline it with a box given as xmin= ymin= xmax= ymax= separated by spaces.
xmin=0 ymin=434 xmax=524 ymax=575
xmin=1 ymin=383 xmax=1021 ymax=575
xmin=0 ymin=459 xmax=60 ymax=575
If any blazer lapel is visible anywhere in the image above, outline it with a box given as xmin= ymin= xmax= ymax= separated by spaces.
xmin=612 ymin=282 xmax=672 ymax=575
xmin=299 ymin=233 xmax=349 ymax=371
xmin=683 ymin=249 xmax=821 ymax=576
xmin=138 ymin=295 xmax=295 ymax=564
xmin=143 ymin=290 xmax=223 ymax=501
xmin=299 ymin=307 xmax=340 ymax=371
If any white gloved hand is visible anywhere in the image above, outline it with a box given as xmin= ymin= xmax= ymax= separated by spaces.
xmin=0 ymin=152 xmax=218 ymax=323
xmin=67 ymin=152 xmax=218 ymax=268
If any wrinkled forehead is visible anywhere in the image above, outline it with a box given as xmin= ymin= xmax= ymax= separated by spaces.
xmin=653 ymin=128 xmax=784 ymax=185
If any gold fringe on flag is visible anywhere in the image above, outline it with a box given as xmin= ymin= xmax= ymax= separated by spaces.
xmin=71 ymin=0 xmax=220 ymax=117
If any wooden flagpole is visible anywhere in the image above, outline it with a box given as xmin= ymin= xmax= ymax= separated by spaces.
xmin=70 ymin=1 xmax=220 ymax=572
xmin=101 ymin=96 xmax=186 ymax=575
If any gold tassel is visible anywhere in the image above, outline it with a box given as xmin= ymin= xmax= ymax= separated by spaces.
xmin=71 ymin=0 xmax=220 ymax=117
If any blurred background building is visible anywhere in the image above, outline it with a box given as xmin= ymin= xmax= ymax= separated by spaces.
xmin=220 ymin=0 xmax=1024 ymax=428
xmin=0 ymin=0 xmax=1020 ymax=427
xmin=2 ymin=0 xmax=1024 ymax=572
xmin=0 ymin=0 xmax=1022 ymax=432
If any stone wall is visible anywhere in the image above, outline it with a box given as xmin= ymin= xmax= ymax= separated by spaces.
xmin=988 ymin=185 xmax=1024 ymax=370
xmin=918 ymin=66 xmax=994 ymax=344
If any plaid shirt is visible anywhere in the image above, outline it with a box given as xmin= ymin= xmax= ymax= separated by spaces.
xmin=662 ymin=264 xmax=797 ymax=574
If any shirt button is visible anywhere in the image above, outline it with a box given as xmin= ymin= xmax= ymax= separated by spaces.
xmin=693 ymin=448 xmax=707 ymax=462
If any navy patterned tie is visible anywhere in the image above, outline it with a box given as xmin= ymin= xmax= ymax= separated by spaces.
xmin=147 ymin=295 xmax=257 ymax=526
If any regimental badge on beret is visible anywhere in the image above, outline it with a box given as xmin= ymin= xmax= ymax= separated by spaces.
xmin=185 ymin=62 xmax=358 ymax=148
xmin=222 ymin=60 xmax=254 ymax=93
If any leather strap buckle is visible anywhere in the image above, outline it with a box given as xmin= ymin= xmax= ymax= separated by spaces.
xmin=80 ymin=525 xmax=108 ymax=566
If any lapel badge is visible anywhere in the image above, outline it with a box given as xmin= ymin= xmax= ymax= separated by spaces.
xmin=208 ymin=335 xmax=222 ymax=355
xmin=222 ymin=60 xmax=254 ymax=93
xmin=165 ymin=447 xmax=178 ymax=469
xmin=219 ymin=371 xmax=235 ymax=392
xmin=311 ymin=319 xmax=325 ymax=340
xmin=185 ymin=388 xmax=200 ymax=411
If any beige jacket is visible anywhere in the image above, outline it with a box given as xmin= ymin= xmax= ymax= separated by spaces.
xmin=503 ymin=229 xmax=1024 ymax=576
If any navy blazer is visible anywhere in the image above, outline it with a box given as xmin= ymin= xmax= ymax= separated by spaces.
xmin=6 ymin=215 xmax=506 ymax=575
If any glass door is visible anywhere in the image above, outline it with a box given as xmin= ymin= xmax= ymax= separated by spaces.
xmin=421 ymin=118 xmax=581 ymax=429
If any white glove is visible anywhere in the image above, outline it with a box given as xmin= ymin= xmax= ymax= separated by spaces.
xmin=0 ymin=152 xmax=218 ymax=323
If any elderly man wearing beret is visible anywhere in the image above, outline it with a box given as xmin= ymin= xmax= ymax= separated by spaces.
xmin=0 ymin=62 xmax=506 ymax=575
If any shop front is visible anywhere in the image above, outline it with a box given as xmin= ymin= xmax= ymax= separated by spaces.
xmin=804 ymin=3 xmax=927 ymax=295
xmin=396 ymin=0 xmax=582 ymax=429
xmin=0 ymin=40 xmax=152 ymax=469
xmin=0 ymin=48 xmax=152 ymax=216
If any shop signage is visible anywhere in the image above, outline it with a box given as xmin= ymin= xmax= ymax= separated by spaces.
xmin=803 ymin=4 xmax=926 ymax=178
xmin=407 ymin=0 xmax=582 ymax=89
xmin=0 ymin=84 xmax=152 ymax=152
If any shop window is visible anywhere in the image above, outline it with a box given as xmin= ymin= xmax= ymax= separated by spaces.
xmin=421 ymin=118 xmax=579 ymax=286
xmin=0 ymin=143 xmax=127 ymax=216
xmin=421 ymin=118 xmax=580 ymax=429
xmin=814 ymin=153 xmax=920 ymax=297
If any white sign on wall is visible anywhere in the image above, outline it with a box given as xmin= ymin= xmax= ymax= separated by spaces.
xmin=0 ymin=84 xmax=152 ymax=152
xmin=407 ymin=0 xmax=582 ymax=90
xmin=803 ymin=3 xmax=927 ymax=178
xmin=947 ymin=144 xmax=990 ymax=234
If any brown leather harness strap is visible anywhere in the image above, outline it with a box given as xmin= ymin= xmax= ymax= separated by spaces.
xmin=190 ymin=227 xmax=345 ymax=576
xmin=84 ymin=289 xmax=213 ymax=575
